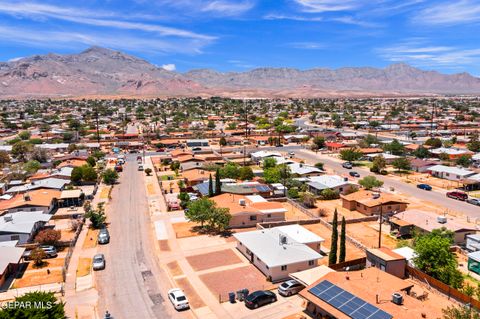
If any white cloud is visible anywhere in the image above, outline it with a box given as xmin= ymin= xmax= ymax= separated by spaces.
xmin=287 ymin=42 xmax=325 ymax=49
xmin=263 ymin=13 xmax=323 ymax=21
xmin=413 ymin=0 xmax=480 ymax=25
xmin=378 ymin=39 xmax=480 ymax=69
xmin=161 ymin=63 xmax=176 ymax=71
xmin=0 ymin=25 xmax=208 ymax=54
xmin=293 ymin=0 xmax=364 ymax=13
xmin=201 ymin=1 xmax=254 ymax=16
xmin=7 ymin=56 xmax=23 ymax=62
xmin=0 ymin=2 xmax=214 ymax=40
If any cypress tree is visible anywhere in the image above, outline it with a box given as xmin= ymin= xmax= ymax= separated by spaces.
xmin=208 ymin=174 xmax=213 ymax=197
xmin=339 ymin=216 xmax=346 ymax=263
xmin=329 ymin=209 xmax=338 ymax=265
xmin=215 ymin=168 xmax=221 ymax=195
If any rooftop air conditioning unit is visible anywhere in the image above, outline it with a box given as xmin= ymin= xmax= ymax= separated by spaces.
xmin=239 ymin=199 xmax=246 ymax=206
xmin=372 ymin=193 xmax=380 ymax=199
xmin=392 ymin=292 xmax=403 ymax=305
xmin=437 ymin=216 xmax=447 ymax=224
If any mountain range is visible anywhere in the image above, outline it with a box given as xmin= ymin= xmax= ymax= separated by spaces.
xmin=1 ymin=46 xmax=480 ymax=98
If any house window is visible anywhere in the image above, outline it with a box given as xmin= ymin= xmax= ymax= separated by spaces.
xmin=246 ymin=248 xmax=251 ymax=255
xmin=257 ymin=256 xmax=261 ymax=262
xmin=10 ymin=235 xmax=20 ymax=241
xmin=30 ymin=208 xmax=36 ymax=211
xmin=309 ymin=260 xmax=315 ymax=266
xmin=267 ymin=214 xmax=271 ymax=218
xmin=239 ymin=242 xmax=243 ymax=246
xmin=250 ymin=215 xmax=257 ymax=221
xmin=281 ymin=265 xmax=287 ymax=271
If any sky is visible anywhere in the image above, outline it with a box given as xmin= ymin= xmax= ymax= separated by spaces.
xmin=0 ymin=0 xmax=480 ymax=75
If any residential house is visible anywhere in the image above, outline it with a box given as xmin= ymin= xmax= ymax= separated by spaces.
xmin=288 ymin=163 xmax=323 ymax=177
xmin=186 ymin=139 xmax=209 ymax=148
xmin=233 ymin=226 xmax=323 ymax=281
xmin=250 ymin=151 xmax=282 ymax=163
xmin=299 ymin=267 xmax=443 ymax=319
xmin=307 ymin=175 xmax=355 ymax=196
xmin=6 ymin=178 xmax=68 ymax=194
xmin=468 ymin=251 xmax=480 ymax=275
xmin=341 ymin=190 xmax=408 ymax=216
xmin=0 ymin=241 xmax=25 ymax=287
xmin=466 ymin=234 xmax=480 ymax=252
xmin=0 ymin=211 xmax=52 ymax=244
xmin=181 ymin=169 xmax=213 ymax=187
xmin=211 ymin=193 xmax=286 ymax=228
xmin=0 ymin=189 xmax=61 ymax=214
xmin=390 ymin=209 xmax=476 ymax=245
xmin=430 ymin=147 xmax=473 ymax=160
xmin=409 ymin=159 xmax=438 ymax=173
xmin=427 ymin=165 xmax=475 ymax=181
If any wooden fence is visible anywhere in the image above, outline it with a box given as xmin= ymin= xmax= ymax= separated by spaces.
xmin=406 ymin=265 xmax=480 ymax=310
xmin=329 ymin=257 xmax=366 ymax=271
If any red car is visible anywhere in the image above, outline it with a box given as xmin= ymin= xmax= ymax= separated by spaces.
xmin=446 ymin=191 xmax=468 ymax=201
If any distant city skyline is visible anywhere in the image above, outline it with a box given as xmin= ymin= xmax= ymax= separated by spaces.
xmin=0 ymin=0 xmax=480 ymax=75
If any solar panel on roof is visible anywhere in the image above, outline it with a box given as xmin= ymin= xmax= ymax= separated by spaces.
xmin=308 ymin=280 xmax=393 ymax=319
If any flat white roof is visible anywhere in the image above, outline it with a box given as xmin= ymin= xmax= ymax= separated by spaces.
xmin=234 ymin=227 xmax=323 ymax=267
xmin=428 ymin=165 xmax=474 ymax=176
xmin=274 ymin=224 xmax=325 ymax=244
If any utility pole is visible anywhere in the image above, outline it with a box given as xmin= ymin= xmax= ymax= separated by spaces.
xmin=94 ymin=101 xmax=100 ymax=144
xmin=378 ymin=204 xmax=383 ymax=248
xmin=243 ymin=100 xmax=248 ymax=166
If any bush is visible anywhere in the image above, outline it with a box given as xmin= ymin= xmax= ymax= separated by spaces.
xmin=144 ymin=168 xmax=152 ymax=176
xmin=320 ymin=188 xmax=340 ymax=200
xmin=102 ymin=169 xmax=118 ymax=185
xmin=35 ymin=229 xmax=61 ymax=245
xmin=30 ymin=247 xmax=46 ymax=266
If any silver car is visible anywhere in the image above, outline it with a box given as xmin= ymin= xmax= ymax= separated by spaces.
xmin=92 ymin=253 xmax=106 ymax=271
xmin=467 ymin=198 xmax=480 ymax=206
xmin=98 ymin=228 xmax=110 ymax=245
xmin=278 ymin=279 xmax=304 ymax=297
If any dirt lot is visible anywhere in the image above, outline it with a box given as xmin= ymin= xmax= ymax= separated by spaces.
xmin=403 ymin=173 xmax=461 ymax=190
xmin=77 ymin=258 xmax=92 ymax=277
xmin=302 ymin=223 xmax=365 ymax=262
xmin=26 ymin=258 xmax=65 ymax=271
xmin=283 ymin=203 xmax=312 ymax=220
xmin=186 ymin=249 xmax=243 ymax=272
xmin=346 ymin=222 xmax=398 ymax=249
xmin=172 ymin=221 xmax=201 ymax=238
xmin=200 ymin=265 xmax=275 ymax=301
xmin=60 ymin=229 xmax=77 ymax=242
xmin=12 ymin=269 xmax=63 ymax=288
xmin=83 ymin=228 xmax=99 ymax=249
xmin=174 ymin=277 xmax=205 ymax=309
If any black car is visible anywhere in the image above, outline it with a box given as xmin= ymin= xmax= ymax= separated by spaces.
xmin=245 ymin=290 xmax=277 ymax=309
xmin=349 ymin=171 xmax=360 ymax=177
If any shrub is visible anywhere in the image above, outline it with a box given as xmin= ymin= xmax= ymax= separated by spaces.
xmin=320 ymin=188 xmax=340 ymax=200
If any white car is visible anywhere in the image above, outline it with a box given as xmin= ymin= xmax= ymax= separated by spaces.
xmin=168 ymin=288 xmax=189 ymax=310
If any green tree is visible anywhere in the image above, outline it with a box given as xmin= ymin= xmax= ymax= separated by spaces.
xmin=23 ymin=160 xmax=41 ymax=174
xmin=414 ymin=146 xmax=430 ymax=159
xmin=414 ymin=230 xmax=463 ymax=289
xmin=329 ymin=209 xmax=338 ymax=265
xmin=0 ymin=150 xmax=10 ymax=166
xmin=219 ymin=136 xmax=227 ymax=147
xmin=86 ymin=156 xmax=96 ymax=167
xmin=30 ymin=247 xmax=46 ymax=267
xmin=300 ymin=192 xmax=316 ymax=208
xmin=215 ymin=168 xmax=221 ymax=195
xmin=81 ymin=165 xmax=98 ymax=182
xmin=102 ymin=169 xmax=119 ymax=185
xmin=359 ymin=176 xmax=384 ymax=190
xmin=18 ymin=130 xmax=31 ymax=140
xmin=208 ymin=207 xmax=232 ymax=232
xmin=178 ymin=192 xmax=190 ymax=209
xmin=12 ymin=141 xmax=33 ymax=161
xmin=370 ymin=155 xmax=386 ymax=173
xmin=186 ymin=198 xmax=215 ymax=227
xmin=0 ymin=291 xmax=65 ymax=319
xmin=208 ymin=174 xmax=214 ymax=197
xmin=456 ymin=155 xmax=471 ymax=168
xmin=312 ymin=136 xmax=326 ymax=149
xmin=263 ymin=157 xmax=277 ymax=169
xmin=425 ymin=137 xmax=442 ymax=148
xmin=339 ymin=216 xmax=346 ymax=263
xmin=383 ymin=139 xmax=405 ymax=155
xmin=442 ymin=305 xmax=480 ymax=319
xmin=263 ymin=167 xmax=281 ymax=183
xmin=85 ymin=203 xmax=106 ymax=229
xmin=144 ymin=168 xmax=152 ymax=176
xmin=467 ymin=133 xmax=480 ymax=152
xmin=320 ymin=188 xmax=340 ymax=200
xmin=339 ymin=148 xmax=362 ymax=162
xmin=391 ymin=157 xmax=411 ymax=172
xmin=314 ymin=162 xmax=324 ymax=170
xmin=362 ymin=134 xmax=380 ymax=147
xmin=31 ymin=148 xmax=48 ymax=163
xmin=219 ymin=162 xmax=240 ymax=179
xmin=238 ymin=166 xmax=254 ymax=180
xmin=71 ymin=167 xmax=83 ymax=184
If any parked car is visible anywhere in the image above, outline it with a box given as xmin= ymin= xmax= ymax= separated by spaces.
xmin=288 ymin=151 xmax=295 ymax=157
xmin=23 ymin=245 xmax=58 ymax=260
xmin=98 ymin=228 xmax=110 ymax=245
xmin=278 ymin=280 xmax=304 ymax=297
xmin=138 ymin=164 xmax=144 ymax=171
xmin=245 ymin=290 xmax=277 ymax=309
xmin=417 ymin=183 xmax=432 ymax=191
xmin=349 ymin=171 xmax=360 ymax=177
xmin=446 ymin=191 xmax=468 ymax=201
xmin=168 ymin=288 xmax=189 ymax=310
xmin=114 ymin=165 xmax=123 ymax=172
xmin=342 ymin=162 xmax=353 ymax=169
xmin=92 ymin=253 xmax=106 ymax=271
xmin=467 ymin=198 xmax=480 ymax=206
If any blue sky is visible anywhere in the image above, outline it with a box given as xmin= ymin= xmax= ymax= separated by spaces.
xmin=0 ymin=0 xmax=480 ymax=75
